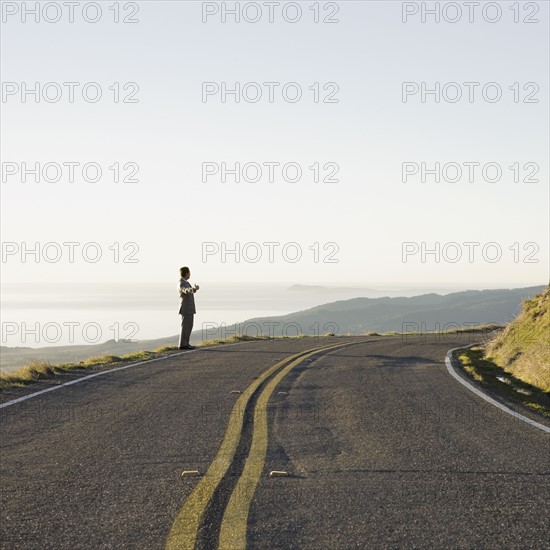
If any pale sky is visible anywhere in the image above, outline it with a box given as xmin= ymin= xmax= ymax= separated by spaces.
xmin=1 ymin=0 xmax=548 ymax=287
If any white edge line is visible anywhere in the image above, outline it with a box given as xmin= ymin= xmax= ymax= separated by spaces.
xmin=445 ymin=344 xmax=550 ymax=434
xmin=0 ymin=339 xmax=257 ymax=410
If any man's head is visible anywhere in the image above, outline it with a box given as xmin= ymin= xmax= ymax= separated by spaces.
xmin=180 ymin=266 xmax=190 ymax=280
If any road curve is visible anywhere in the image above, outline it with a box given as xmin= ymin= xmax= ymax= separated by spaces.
xmin=1 ymin=335 xmax=548 ymax=549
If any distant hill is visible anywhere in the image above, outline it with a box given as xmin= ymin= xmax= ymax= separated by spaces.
xmin=219 ymin=285 xmax=546 ymax=338
xmin=485 ymin=285 xmax=549 ymax=392
xmin=1 ymin=285 xmax=545 ymax=373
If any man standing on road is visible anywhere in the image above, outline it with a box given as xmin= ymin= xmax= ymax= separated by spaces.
xmin=178 ymin=266 xmax=199 ymax=350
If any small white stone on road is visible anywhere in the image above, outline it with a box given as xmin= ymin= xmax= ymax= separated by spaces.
xmin=269 ymin=470 xmax=289 ymax=477
xmin=181 ymin=470 xmax=200 ymax=477
xmin=277 ymin=391 xmax=288 ymax=395
xmin=230 ymin=390 xmax=242 ymax=394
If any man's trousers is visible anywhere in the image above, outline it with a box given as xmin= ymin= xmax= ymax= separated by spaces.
xmin=179 ymin=314 xmax=194 ymax=348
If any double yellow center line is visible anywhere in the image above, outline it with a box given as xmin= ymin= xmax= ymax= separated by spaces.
xmin=165 ymin=341 xmax=357 ymax=549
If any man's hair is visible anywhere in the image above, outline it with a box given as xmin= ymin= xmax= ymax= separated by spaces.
xmin=180 ymin=266 xmax=190 ymax=277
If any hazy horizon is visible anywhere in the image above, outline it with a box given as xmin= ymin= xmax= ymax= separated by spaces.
xmin=2 ymin=1 xmax=548 ymax=348
xmin=1 ymin=281 xmax=545 ymax=350
xmin=2 ymin=1 xmax=548 ymax=288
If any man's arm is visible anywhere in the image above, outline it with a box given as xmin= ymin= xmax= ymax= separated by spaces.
xmin=179 ymin=281 xmax=198 ymax=298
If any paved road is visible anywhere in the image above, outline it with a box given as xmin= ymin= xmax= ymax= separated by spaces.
xmin=1 ymin=335 xmax=548 ymax=549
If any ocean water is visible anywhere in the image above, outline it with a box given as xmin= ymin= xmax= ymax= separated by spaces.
xmin=1 ymin=281 xmax=473 ymax=349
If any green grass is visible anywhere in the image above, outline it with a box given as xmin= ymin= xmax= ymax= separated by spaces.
xmin=457 ymin=347 xmax=550 ymax=418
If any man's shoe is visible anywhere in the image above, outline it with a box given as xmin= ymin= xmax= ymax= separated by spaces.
xmin=186 ymin=345 xmax=196 ymax=350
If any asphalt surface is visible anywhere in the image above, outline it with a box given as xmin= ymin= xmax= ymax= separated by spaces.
xmin=1 ymin=335 xmax=549 ymax=549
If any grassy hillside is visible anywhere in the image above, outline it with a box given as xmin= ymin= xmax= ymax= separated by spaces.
xmin=485 ymin=285 xmax=549 ymax=392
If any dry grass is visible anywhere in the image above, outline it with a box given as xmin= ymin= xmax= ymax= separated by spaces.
xmin=485 ymin=285 xmax=549 ymax=392
xmin=457 ymin=347 xmax=550 ymax=417
xmin=198 ymin=334 xmax=271 ymax=347
xmin=0 ymin=335 xmax=270 ymax=392
xmin=379 ymin=324 xmax=503 ymax=337
xmin=0 ymin=359 xmax=85 ymax=391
